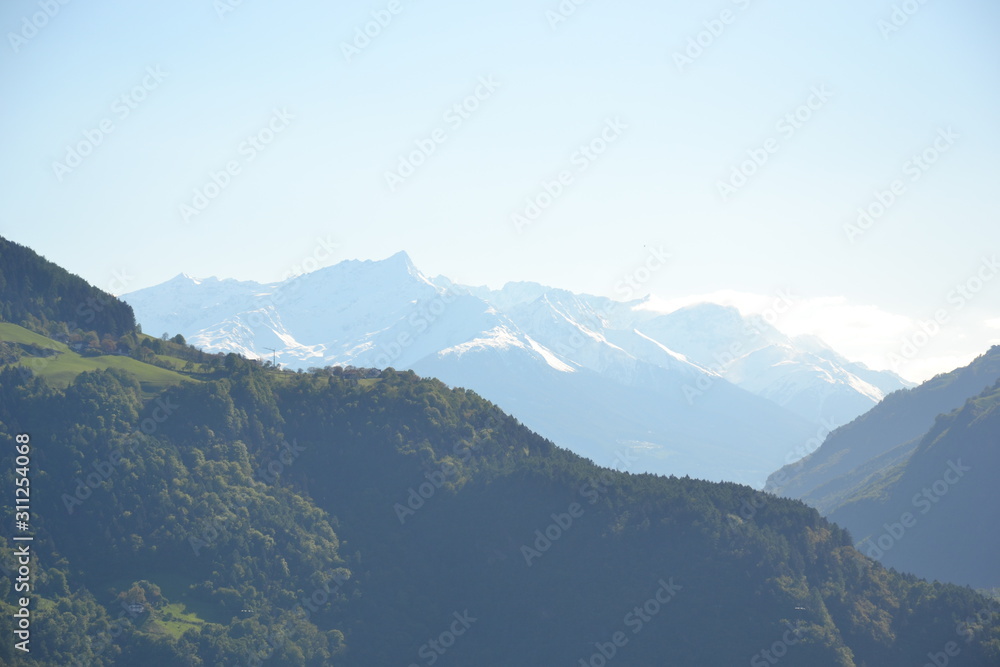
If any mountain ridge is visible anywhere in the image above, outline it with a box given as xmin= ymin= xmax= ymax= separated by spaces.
xmin=767 ymin=346 xmax=1000 ymax=507
xmin=124 ymin=253 xmax=913 ymax=486
xmin=2 ymin=235 xmax=999 ymax=665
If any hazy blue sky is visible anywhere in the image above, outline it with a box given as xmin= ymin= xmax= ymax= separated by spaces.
xmin=2 ymin=0 xmax=998 ymax=381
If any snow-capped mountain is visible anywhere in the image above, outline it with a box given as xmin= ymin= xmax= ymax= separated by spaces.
xmin=632 ymin=303 xmax=912 ymax=424
xmin=124 ymin=252 xmax=911 ymax=486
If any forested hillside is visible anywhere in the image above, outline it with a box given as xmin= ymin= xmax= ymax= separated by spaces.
xmin=767 ymin=346 xmax=1000 ymax=511
xmin=828 ymin=379 xmax=1000 ymax=590
xmin=0 ymin=243 xmax=998 ymax=665
xmin=0 ymin=237 xmax=135 ymax=340
xmin=0 ymin=355 xmax=998 ymax=665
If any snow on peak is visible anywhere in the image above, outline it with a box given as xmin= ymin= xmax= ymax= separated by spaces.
xmin=164 ymin=272 xmax=204 ymax=286
xmin=524 ymin=335 xmax=576 ymax=372
xmin=373 ymin=251 xmax=435 ymax=288
xmin=438 ymin=326 xmax=524 ymax=358
xmin=125 ymin=252 xmax=904 ymax=433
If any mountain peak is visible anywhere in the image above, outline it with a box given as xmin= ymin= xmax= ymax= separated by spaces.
xmin=379 ymin=250 xmax=435 ymax=287
xmin=792 ymin=333 xmax=837 ymax=355
xmin=384 ymin=250 xmax=415 ymax=268
xmin=301 ymin=251 xmax=432 ymax=288
xmin=672 ymin=302 xmax=742 ymax=319
xmin=167 ymin=272 xmax=204 ymax=286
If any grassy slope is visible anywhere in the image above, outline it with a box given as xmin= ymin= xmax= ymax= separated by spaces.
xmin=0 ymin=322 xmax=195 ymax=397
xmin=0 ymin=321 xmax=66 ymax=348
xmin=156 ymin=603 xmax=207 ymax=639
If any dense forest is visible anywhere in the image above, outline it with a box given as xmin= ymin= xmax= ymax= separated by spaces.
xmin=0 ymin=237 xmax=136 ymax=340
xmin=0 ymin=355 xmax=997 ymax=664
xmin=0 ymin=242 xmax=998 ymax=665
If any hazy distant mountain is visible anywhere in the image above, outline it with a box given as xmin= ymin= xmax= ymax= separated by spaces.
xmin=827 ymin=378 xmax=1000 ymax=589
xmin=636 ymin=304 xmax=911 ymax=424
xmin=767 ymin=346 xmax=1000 ymax=511
xmin=763 ymin=346 xmax=1000 ymax=588
xmin=124 ymin=253 xmax=909 ymax=486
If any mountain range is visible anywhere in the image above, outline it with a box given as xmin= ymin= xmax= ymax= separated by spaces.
xmin=123 ymin=252 xmax=911 ymax=487
xmin=2 ymin=235 xmax=998 ymax=665
xmin=767 ymin=346 xmax=1000 ymax=589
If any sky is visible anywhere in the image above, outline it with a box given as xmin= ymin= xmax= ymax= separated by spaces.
xmin=1 ymin=0 xmax=998 ymax=382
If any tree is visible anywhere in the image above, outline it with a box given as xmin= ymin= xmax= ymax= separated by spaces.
xmin=119 ymin=583 xmax=148 ymax=606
